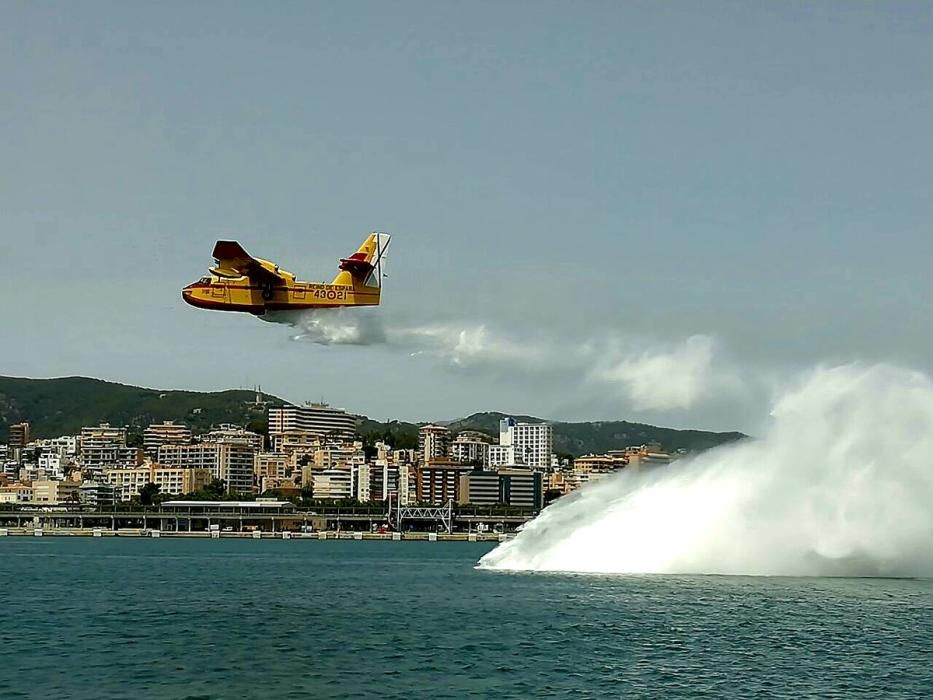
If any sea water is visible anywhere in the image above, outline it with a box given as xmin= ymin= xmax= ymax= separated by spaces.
xmin=0 ymin=538 xmax=930 ymax=699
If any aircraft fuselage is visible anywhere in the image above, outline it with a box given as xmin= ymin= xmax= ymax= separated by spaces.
xmin=182 ymin=277 xmax=381 ymax=315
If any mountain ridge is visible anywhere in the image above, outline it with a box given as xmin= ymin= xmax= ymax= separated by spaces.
xmin=1 ymin=376 xmax=746 ymax=456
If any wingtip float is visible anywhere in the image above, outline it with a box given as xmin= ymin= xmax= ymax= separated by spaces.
xmin=182 ymin=232 xmax=391 ymax=316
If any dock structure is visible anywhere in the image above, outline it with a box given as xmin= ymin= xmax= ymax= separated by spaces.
xmin=386 ymin=495 xmax=454 ymax=533
xmin=0 ymin=500 xmax=533 ymax=537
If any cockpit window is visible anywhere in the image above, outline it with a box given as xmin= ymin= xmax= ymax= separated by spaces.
xmin=199 ymin=276 xmax=212 ymax=284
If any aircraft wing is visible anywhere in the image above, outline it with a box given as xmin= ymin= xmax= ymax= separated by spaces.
xmin=210 ymin=241 xmax=285 ymax=282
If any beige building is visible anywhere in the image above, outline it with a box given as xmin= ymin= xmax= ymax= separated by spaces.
xmin=0 ymin=483 xmax=33 ymax=503
xmin=622 ymin=446 xmax=673 ymax=469
xmin=256 ymin=452 xmax=295 ymax=483
xmin=103 ymin=465 xmax=213 ymax=502
xmin=313 ymin=443 xmax=365 ymax=470
xmin=573 ymin=453 xmax=629 ymax=475
xmin=271 ymin=430 xmax=325 ymax=455
xmin=259 ymin=475 xmax=300 ymax=495
xmin=546 ymin=470 xmax=589 ymax=495
xmin=418 ymin=425 xmax=450 ymax=465
xmin=391 ymin=449 xmax=417 ymax=466
xmin=31 ymin=479 xmax=80 ymax=504
xmin=157 ymin=443 xmax=256 ymax=494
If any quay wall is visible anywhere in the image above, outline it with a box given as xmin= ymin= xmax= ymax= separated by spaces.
xmin=0 ymin=527 xmax=511 ymax=542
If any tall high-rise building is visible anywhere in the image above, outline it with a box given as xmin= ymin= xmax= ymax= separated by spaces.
xmin=355 ymin=462 xmax=399 ymax=503
xmin=418 ymin=425 xmax=450 ymax=465
xmin=268 ymin=404 xmax=356 ymax=440
xmin=418 ymin=460 xmax=471 ymax=505
xmin=488 ymin=418 xmax=553 ymax=469
xmin=143 ymin=421 xmax=192 ymax=457
xmin=8 ymin=423 xmax=31 ymax=453
xmin=398 ymin=465 xmax=418 ymax=506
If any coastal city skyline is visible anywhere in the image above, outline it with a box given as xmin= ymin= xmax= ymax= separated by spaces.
xmin=1 ymin=390 xmax=681 ymax=513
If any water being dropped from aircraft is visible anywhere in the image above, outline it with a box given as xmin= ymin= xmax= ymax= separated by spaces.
xmin=479 ymin=363 xmax=933 ymax=577
xmin=260 ymin=308 xmax=388 ymax=345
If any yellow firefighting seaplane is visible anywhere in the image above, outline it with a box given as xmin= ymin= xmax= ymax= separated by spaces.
xmin=182 ymin=232 xmax=390 ymax=315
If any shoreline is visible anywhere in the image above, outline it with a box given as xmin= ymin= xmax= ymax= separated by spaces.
xmin=0 ymin=527 xmax=509 ymax=542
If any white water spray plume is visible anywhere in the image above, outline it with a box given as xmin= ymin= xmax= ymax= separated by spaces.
xmin=260 ymin=309 xmax=387 ymax=345
xmin=479 ymin=364 xmax=933 ymax=577
xmin=262 ymin=309 xmax=740 ymax=413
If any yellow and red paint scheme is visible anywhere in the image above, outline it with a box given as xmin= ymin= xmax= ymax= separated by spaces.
xmin=182 ymin=233 xmax=389 ymax=315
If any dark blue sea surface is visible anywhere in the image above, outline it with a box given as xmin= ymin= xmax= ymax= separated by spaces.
xmin=0 ymin=539 xmax=930 ymax=699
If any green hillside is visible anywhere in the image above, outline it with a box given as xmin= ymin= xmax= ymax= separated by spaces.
xmin=1 ymin=377 xmax=745 ymax=456
xmin=361 ymin=411 xmax=745 ymax=456
xmin=452 ymin=412 xmax=745 ymax=455
xmin=0 ymin=376 xmax=283 ymax=440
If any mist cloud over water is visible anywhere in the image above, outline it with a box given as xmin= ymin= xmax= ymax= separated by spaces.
xmin=262 ymin=308 xmax=744 ymax=413
xmin=261 ymin=310 xmax=933 ymax=577
xmin=479 ymin=364 xmax=933 ymax=577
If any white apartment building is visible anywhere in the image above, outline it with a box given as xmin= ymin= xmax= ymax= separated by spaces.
xmin=33 ymin=452 xmax=65 ymax=480
xmin=311 ymin=468 xmax=353 ymax=500
xmin=79 ymin=423 xmax=143 ymax=471
xmin=203 ymin=425 xmax=264 ymax=451
xmin=398 ymin=464 xmax=417 ymax=506
xmin=488 ymin=418 xmax=553 ymax=469
xmin=450 ymin=433 xmax=490 ymax=466
xmin=35 ymin=436 xmax=78 ymax=457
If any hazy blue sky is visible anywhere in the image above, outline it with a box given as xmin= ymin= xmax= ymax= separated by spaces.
xmin=3 ymin=1 xmax=932 ymax=432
